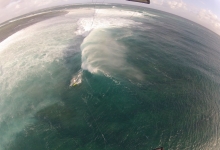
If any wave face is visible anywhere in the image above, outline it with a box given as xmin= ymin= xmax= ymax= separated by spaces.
xmin=1 ymin=4 xmax=220 ymax=150
xmin=73 ymin=8 xmax=144 ymax=81
xmin=81 ymin=29 xmax=143 ymax=81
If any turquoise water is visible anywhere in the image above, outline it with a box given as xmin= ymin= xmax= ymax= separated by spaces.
xmin=1 ymin=4 xmax=220 ymax=150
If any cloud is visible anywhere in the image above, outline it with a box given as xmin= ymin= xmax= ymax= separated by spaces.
xmin=152 ymin=0 xmax=164 ymax=5
xmin=167 ymin=0 xmax=187 ymax=10
xmin=0 ymin=0 xmax=11 ymax=8
xmin=197 ymin=9 xmax=220 ymax=33
xmin=198 ymin=9 xmax=219 ymax=24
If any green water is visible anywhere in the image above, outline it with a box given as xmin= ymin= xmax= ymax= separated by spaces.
xmin=0 ymin=4 xmax=220 ymax=150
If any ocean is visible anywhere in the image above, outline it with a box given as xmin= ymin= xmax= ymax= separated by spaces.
xmin=0 ymin=4 xmax=220 ymax=150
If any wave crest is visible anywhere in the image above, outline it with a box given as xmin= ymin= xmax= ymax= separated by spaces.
xmin=81 ymin=29 xmax=143 ymax=81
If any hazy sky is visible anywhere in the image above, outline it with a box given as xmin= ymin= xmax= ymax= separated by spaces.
xmin=0 ymin=0 xmax=220 ymax=35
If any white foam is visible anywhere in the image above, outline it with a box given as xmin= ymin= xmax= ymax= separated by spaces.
xmin=0 ymin=15 xmax=79 ymax=149
xmin=143 ymin=12 xmax=159 ymax=17
xmin=0 ymin=16 xmax=78 ymax=92
xmin=73 ymin=8 xmax=144 ymax=36
xmin=75 ymin=17 xmax=141 ymax=36
xmin=0 ymin=30 xmax=29 ymax=53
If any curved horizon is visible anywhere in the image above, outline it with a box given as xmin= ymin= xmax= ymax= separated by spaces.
xmin=0 ymin=0 xmax=220 ymax=36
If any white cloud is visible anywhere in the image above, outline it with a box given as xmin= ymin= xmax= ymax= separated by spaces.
xmin=0 ymin=0 xmax=11 ymax=8
xmin=197 ymin=9 xmax=220 ymax=34
xmin=198 ymin=9 xmax=218 ymax=22
xmin=152 ymin=0 xmax=164 ymax=5
xmin=167 ymin=0 xmax=187 ymax=10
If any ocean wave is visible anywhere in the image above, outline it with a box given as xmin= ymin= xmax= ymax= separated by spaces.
xmin=80 ymin=29 xmax=143 ymax=81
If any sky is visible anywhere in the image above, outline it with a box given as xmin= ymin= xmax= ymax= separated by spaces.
xmin=0 ymin=0 xmax=220 ymax=35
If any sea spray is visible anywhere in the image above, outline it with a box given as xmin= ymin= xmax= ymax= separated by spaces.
xmin=80 ymin=29 xmax=143 ymax=81
xmin=71 ymin=8 xmax=145 ymax=82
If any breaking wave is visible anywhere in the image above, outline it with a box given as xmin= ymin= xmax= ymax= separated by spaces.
xmin=80 ymin=29 xmax=143 ymax=81
xmin=73 ymin=9 xmax=145 ymax=82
